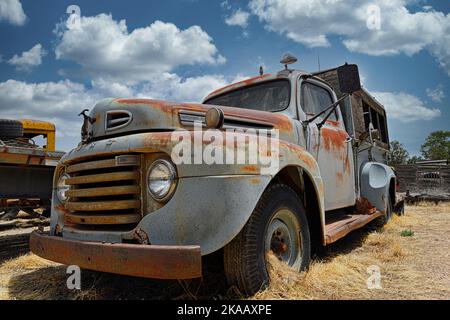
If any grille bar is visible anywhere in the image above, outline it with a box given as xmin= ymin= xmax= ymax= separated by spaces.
xmin=66 ymin=159 xmax=117 ymax=173
xmin=66 ymin=171 xmax=138 ymax=185
xmin=66 ymin=185 xmax=140 ymax=198
xmin=63 ymin=154 xmax=141 ymax=228
xmin=65 ymin=213 xmax=141 ymax=225
xmin=66 ymin=199 xmax=140 ymax=211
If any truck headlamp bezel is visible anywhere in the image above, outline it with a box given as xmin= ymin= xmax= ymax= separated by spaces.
xmin=56 ymin=173 xmax=70 ymax=203
xmin=147 ymin=159 xmax=177 ymax=202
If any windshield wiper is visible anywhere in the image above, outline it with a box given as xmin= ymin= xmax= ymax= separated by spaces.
xmin=302 ymin=93 xmax=349 ymax=130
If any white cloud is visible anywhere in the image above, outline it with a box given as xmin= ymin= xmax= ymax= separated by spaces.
xmin=0 ymin=72 xmax=244 ymax=150
xmin=426 ymin=85 xmax=445 ymax=103
xmin=372 ymin=91 xmax=441 ymax=122
xmin=225 ymin=9 xmax=250 ymax=28
xmin=8 ymin=44 xmax=46 ymax=71
xmin=221 ymin=1 xmax=231 ymax=10
xmin=0 ymin=0 xmax=26 ymax=26
xmin=137 ymin=73 xmax=228 ymax=102
xmin=249 ymin=0 xmax=450 ymax=75
xmin=91 ymin=78 xmax=135 ymax=98
xmin=0 ymin=79 xmax=96 ymax=123
xmin=0 ymin=79 xmax=97 ymax=150
xmin=55 ymin=14 xmax=225 ymax=83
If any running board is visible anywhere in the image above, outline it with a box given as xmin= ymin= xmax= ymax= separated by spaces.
xmin=324 ymin=211 xmax=383 ymax=244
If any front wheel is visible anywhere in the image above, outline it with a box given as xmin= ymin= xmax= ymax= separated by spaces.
xmin=223 ymin=184 xmax=311 ymax=296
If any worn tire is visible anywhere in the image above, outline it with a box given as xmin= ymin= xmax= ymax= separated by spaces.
xmin=0 ymin=208 xmax=19 ymax=221
xmin=379 ymin=195 xmax=393 ymax=225
xmin=223 ymin=183 xmax=311 ymax=296
xmin=0 ymin=119 xmax=23 ymax=139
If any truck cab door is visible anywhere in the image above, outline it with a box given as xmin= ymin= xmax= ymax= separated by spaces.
xmin=299 ymin=79 xmax=356 ymax=211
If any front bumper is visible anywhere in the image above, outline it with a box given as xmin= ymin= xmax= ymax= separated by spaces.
xmin=30 ymin=231 xmax=202 ymax=279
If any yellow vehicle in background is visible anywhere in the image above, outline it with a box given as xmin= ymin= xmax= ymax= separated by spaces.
xmin=0 ymin=119 xmax=64 ymax=220
xmin=20 ymin=119 xmax=56 ymax=152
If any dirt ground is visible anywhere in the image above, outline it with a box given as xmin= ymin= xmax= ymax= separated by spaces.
xmin=0 ymin=202 xmax=449 ymax=300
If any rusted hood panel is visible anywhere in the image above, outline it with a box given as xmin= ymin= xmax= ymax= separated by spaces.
xmin=88 ymin=98 xmax=295 ymax=142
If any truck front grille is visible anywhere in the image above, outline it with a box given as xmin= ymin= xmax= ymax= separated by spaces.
xmin=64 ymin=154 xmax=141 ymax=228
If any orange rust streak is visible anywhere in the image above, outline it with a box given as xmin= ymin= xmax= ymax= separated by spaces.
xmin=30 ymin=232 xmax=202 ymax=280
xmin=321 ymin=127 xmax=348 ymax=152
xmin=115 ymin=98 xmax=293 ymax=132
xmin=344 ymin=155 xmax=351 ymax=173
xmin=250 ymin=178 xmax=262 ymax=185
xmin=241 ymin=165 xmax=259 ymax=173
xmin=279 ymin=141 xmax=317 ymax=171
xmin=325 ymin=119 xmax=341 ymax=127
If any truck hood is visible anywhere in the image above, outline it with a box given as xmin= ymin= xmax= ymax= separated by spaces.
xmin=86 ymin=98 xmax=296 ymax=142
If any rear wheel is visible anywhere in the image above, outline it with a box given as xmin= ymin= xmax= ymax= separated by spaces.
xmin=380 ymin=195 xmax=393 ymax=225
xmin=223 ymin=184 xmax=311 ymax=296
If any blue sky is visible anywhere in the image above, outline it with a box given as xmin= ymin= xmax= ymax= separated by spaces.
xmin=0 ymin=0 xmax=449 ymax=154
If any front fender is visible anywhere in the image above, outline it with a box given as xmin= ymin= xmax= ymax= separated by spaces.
xmin=54 ymin=131 xmax=325 ymax=255
xmin=360 ymin=162 xmax=396 ymax=212
xmin=138 ymin=140 xmax=325 ymax=255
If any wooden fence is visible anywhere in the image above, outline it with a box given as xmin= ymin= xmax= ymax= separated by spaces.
xmin=394 ymin=164 xmax=450 ymax=194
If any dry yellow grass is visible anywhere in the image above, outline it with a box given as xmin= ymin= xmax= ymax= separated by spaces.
xmin=256 ymin=202 xmax=450 ymax=300
xmin=0 ymin=202 xmax=449 ymax=300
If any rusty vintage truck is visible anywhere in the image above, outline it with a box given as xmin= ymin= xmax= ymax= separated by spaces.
xmin=0 ymin=119 xmax=64 ymax=220
xmin=30 ymin=56 xmax=401 ymax=295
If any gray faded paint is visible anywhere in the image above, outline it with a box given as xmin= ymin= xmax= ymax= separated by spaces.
xmin=360 ymin=162 xmax=396 ymax=212
xmin=47 ymin=66 xmax=394 ymax=261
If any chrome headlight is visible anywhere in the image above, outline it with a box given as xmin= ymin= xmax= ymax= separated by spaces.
xmin=147 ymin=159 xmax=177 ymax=202
xmin=56 ymin=173 xmax=70 ymax=202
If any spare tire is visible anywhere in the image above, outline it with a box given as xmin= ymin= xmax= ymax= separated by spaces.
xmin=0 ymin=119 xmax=23 ymax=139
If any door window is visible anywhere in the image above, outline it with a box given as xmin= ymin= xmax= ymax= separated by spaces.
xmin=301 ymin=82 xmax=337 ymax=121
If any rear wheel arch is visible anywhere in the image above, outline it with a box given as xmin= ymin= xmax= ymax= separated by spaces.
xmin=389 ymin=178 xmax=396 ymax=208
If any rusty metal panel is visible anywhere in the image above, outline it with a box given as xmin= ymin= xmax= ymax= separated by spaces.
xmin=324 ymin=211 xmax=383 ymax=244
xmin=30 ymin=231 xmax=202 ymax=279
xmin=65 ymin=213 xmax=141 ymax=225
xmin=65 ymin=171 xmax=138 ymax=185
xmin=66 ymin=158 xmax=117 ymax=173
xmin=66 ymin=185 xmax=140 ymax=198
xmin=61 ymin=154 xmax=142 ymax=229
xmin=65 ymin=199 xmax=140 ymax=211
xmin=0 ymin=164 xmax=54 ymax=198
xmin=298 ymin=76 xmax=356 ymax=211
xmin=52 ymin=131 xmax=326 ymax=253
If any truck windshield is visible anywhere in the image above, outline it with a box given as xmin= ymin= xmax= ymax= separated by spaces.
xmin=204 ymin=80 xmax=290 ymax=112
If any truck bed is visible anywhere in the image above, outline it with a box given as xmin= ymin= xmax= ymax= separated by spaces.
xmin=0 ymin=144 xmax=64 ymax=199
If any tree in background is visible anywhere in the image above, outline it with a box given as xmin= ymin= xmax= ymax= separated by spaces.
xmin=420 ymin=131 xmax=450 ymax=160
xmin=388 ymin=140 xmax=409 ymax=165
xmin=407 ymin=155 xmax=423 ymax=164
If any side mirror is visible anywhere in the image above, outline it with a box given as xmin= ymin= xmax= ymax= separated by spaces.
xmin=337 ymin=64 xmax=361 ymax=94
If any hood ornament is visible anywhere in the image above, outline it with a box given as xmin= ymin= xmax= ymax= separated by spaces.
xmin=78 ymin=109 xmax=96 ymax=143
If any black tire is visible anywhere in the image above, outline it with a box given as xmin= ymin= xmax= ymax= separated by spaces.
xmin=223 ymin=183 xmax=311 ymax=296
xmin=0 ymin=119 xmax=23 ymax=139
xmin=0 ymin=207 xmax=19 ymax=221
xmin=380 ymin=195 xmax=393 ymax=225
